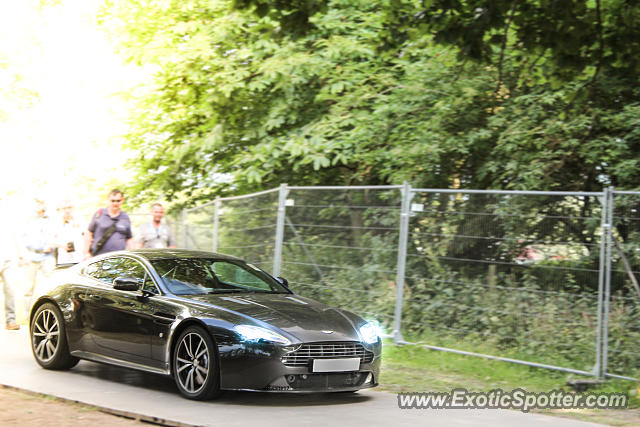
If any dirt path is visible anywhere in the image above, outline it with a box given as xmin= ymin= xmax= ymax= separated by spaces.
xmin=0 ymin=386 xmax=146 ymax=426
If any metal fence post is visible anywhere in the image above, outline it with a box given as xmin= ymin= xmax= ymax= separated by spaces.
xmin=392 ymin=181 xmax=412 ymax=344
xmin=273 ymin=184 xmax=289 ymax=276
xmin=601 ymin=186 xmax=614 ymax=378
xmin=181 ymin=209 xmax=188 ymax=249
xmin=213 ymin=198 xmax=220 ymax=253
xmin=594 ymin=188 xmax=609 ymax=378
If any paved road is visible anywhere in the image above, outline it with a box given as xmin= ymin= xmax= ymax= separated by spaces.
xmin=0 ymin=329 xmax=603 ymax=427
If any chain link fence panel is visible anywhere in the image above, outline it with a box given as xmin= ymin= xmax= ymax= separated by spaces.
xmin=217 ymin=190 xmax=279 ymax=271
xmin=403 ymin=190 xmax=604 ymax=376
xmin=280 ymin=186 xmax=402 ymax=328
xmin=608 ymin=191 xmax=640 ymax=379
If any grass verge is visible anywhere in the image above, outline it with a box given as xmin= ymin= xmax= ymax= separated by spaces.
xmin=378 ymin=340 xmax=640 ymax=425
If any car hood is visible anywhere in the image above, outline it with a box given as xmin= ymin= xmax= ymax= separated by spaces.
xmin=180 ymin=293 xmax=364 ymax=343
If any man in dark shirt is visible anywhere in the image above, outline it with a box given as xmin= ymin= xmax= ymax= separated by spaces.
xmin=84 ymin=189 xmax=133 ymax=258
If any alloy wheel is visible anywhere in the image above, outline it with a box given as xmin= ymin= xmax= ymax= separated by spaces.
xmin=32 ymin=308 xmax=60 ymax=363
xmin=176 ymin=332 xmax=210 ymax=394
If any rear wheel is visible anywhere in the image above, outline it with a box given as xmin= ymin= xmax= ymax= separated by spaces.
xmin=173 ymin=326 xmax=221 ymax=400
xmin=30 ymin=303 xmax=79 ymax=370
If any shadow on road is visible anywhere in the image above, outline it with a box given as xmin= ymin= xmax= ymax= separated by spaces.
xmin=69 ymin=360 xmax=373 ymax=407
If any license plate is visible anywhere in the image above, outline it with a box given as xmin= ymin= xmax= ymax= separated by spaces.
xmin=312 ymin=358 xmax=360 ymax=372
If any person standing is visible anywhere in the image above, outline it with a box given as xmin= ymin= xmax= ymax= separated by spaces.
xmin=54 ymin=200 xmax=84 ymax=264
xmin=19 ymin=198 xmax=55 ymax=314
xmin=84 ymin=189 xmax=133 ymax=259
xmin=135 ymin=203 xmax=177 ymax=249
xmin=0 ymin=214 xmax=20 ymax=330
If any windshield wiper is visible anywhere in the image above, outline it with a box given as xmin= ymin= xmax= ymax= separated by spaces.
xmin=208 ymin=288 xmax=278 ymax=294
xmin=208 ymin=289 xmax=247 ymax=294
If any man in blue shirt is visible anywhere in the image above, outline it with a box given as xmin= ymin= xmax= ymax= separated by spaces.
xmin=84 ymin=189 xmax=133 ymax=258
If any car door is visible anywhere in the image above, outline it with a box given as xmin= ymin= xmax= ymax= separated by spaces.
xmin=138 ymin=266 xmax=176 ymax=365
xmin=82 ymin=256 xmax=156 ymax=364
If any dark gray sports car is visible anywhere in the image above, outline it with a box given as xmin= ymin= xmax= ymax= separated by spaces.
xmin=29 ymin=249 xmax=381 ymax=400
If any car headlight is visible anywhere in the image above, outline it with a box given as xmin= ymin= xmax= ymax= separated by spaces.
xmin=359 ymin=322 xmax=380 ymax=344
xmin=235 ymin=325 xmax=291 ymax=345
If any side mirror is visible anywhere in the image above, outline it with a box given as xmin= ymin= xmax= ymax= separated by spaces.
xmin=276 ymin=277 xmax=289 ymax=288
xmin=113 ymin=276 xmax=140 ymax=292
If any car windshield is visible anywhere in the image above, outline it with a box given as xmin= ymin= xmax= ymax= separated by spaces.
xmin=150 ymin=258 xmax=289 ymax=295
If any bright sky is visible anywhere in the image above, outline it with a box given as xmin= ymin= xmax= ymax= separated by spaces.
xmin=0 ymin=0 xmax=147 ymax=218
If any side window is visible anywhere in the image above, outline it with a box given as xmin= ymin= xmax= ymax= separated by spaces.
xmin=83 ymin=261 xmax=102 ymax=279
xmin=95 ymin=257 xmax=126 ymax=285
xmin=119 ymin=258 xmax=158 ymax=294
xmin=119 ymin=258 xmax=145 ymax=281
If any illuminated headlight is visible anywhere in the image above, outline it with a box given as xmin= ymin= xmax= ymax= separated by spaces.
xmin=235 ymin=325 xmax=291 ymax=345
xmin=359 ymin=322 xmax=380 ymax=344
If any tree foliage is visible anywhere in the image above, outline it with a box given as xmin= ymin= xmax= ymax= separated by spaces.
xmin=100 ymin=0 xmax=640 ymax=208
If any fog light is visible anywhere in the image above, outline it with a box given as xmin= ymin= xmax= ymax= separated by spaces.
xmin=345 ymin=373 xmax=360 ymax=385
xmin=365 ymin=373 xmax=373 ymax=384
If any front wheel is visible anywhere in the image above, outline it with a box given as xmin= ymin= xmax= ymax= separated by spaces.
xmin=30 ymin=303 xmax=79 ymax=370
xmin=173 ymin=326 xmax=221 ymax=400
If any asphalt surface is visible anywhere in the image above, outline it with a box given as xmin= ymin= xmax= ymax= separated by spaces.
xmin=0 ymin=329 xmax=604 ymax=427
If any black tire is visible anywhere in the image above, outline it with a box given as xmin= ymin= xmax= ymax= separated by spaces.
xmin=30 ymin=303 xmax=79 ymax=370
xmin=173 ymin=326 xmax=221 ymax=400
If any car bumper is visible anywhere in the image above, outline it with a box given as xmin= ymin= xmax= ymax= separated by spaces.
xmin=216 ymin=338 xmax=381 ymax=392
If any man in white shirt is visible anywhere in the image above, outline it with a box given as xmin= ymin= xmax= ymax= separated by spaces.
xmin=19 ymin=198 xmax=55 ymax=314
xmin=135 ymin=203 xmax=177 ymax=249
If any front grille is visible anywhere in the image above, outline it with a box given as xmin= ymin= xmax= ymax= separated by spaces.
xmin=282 ymin=342 xmax=374 ymax=367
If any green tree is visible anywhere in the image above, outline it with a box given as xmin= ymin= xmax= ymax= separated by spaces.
xmin=100 ymin=0 xmax=640 ymax=208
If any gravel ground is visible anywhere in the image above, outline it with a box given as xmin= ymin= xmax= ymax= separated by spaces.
xmin=0 ymin=386 xmax=146 ymax=426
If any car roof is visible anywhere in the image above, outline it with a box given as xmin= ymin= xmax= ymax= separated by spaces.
xmin=114 ymin=249 xmax=244 ymax=262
